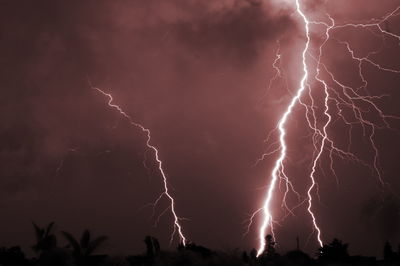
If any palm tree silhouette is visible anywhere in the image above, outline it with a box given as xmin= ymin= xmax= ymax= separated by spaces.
xmin=32 ymin=222 xmax=57 ymax=253
xmin=61 ymin=229 xmax=108 ymax=266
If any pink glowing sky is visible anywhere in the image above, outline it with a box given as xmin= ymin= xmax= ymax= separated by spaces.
xmin=1 ymin=0 xmax=399 ymax=257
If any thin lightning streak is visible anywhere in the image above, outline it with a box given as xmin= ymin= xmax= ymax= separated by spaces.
xmin=90 ymin=84 xmax=187 ymax=246
xmin=55 ymin=148 xmax=77 ymax=177
xmin=264 ymin=43 xmax=283 ymax=96
xmin=307 ymin=76 xmax=330 ymax=248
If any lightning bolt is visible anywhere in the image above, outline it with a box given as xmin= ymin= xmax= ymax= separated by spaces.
xmin=253 ymin=0 xmax=400 ymax=257
xmin=255 ymin=0 xmax=312 ymax=256
xmin=89 ymin=83 xmax=187 ymax=246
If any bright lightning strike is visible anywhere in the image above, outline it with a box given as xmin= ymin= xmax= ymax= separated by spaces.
xmin=255 ymin=0 xmax=312 ymax=256
xmin=90 ymin=83 xmax=187 ymax=246
xmin=252 ymin=0 xmax=400 ymax=257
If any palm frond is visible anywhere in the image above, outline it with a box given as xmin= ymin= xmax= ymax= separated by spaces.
xmin=80 ymin=229 xmax=91 ymax=249
xmin=61 ymin=231 xmax=81 ymax=254
xmin=86 ymin=236 xmax=108 ymax=255
xmin=45 ymin=222 xmax=55 ymax=237
xmin=32 ymin=222 xmax=44 ymax=241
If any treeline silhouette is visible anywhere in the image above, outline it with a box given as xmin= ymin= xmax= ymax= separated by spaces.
xmin=0 ymin=222 xmax=399 ymax=266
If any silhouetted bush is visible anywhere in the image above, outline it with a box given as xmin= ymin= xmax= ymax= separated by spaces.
xmin=0 ymin=246 xmax=29 ymax=266
xmin=318 ymin=238 xmax=349 ymax=262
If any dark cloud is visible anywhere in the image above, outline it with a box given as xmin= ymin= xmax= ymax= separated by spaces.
xmin=171 ymin=2 xmax=294 ymax=66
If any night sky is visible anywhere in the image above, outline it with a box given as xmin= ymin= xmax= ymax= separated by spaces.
xmin=1 ymin=0 xmax=400 ymax=258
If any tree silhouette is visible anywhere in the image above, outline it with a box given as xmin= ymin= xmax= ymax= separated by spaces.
xmin=265 ymin=234 xmax=276 ymax=257
xmin=178 ymin=241 xmax=213 ymax=258
xmin=143 ymin=236 xmax=160 ymax=257
xmin=31 ymin=222 xmax=71 ymax=266
xmin=249 ymin=248 xmax=257 ymax=260
xmin=384 ymin=241 xmax=396 ymax=261
xmin=31 ymin=222 xmax=57 ymax=253
xmin=144 ymin=236 xmax=154 ymax=257
xmin=62 ymin=229 xmax=108 ymax=266
xmin=152 ymin=237 xmax=160 ymax=255
xmin=318 ymin=238 xmax=349 ymax=261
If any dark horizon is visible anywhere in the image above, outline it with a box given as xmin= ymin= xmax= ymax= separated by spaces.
xmin=1 ymin=221 xmax=400 ymax=266
xmin=4 ymin=220 xmax=400 ymax=258
xmin=7 ymin=220 xmax=399 ymax=258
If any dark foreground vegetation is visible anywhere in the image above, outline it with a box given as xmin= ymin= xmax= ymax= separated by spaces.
xmin=1 ymin=222 xmax=399 ymax=266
